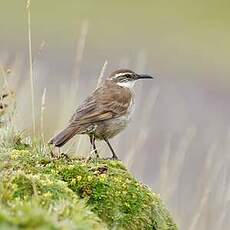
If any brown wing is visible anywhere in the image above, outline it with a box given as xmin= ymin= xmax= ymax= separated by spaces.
xmin=68 ymin=80 xmax=132 ymax=126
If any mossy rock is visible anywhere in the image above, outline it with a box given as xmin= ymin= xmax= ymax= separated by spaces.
xmin=0 ymin=147 xmax=177 ymax=230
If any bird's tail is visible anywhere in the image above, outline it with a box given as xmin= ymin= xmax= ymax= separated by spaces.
xmin=48 ymin=126 xmax=78 ymax=147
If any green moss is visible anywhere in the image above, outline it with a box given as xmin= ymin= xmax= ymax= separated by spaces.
xmin=59 ymin=160 xmax=176 ymax=229
xmin=0 ymin=145 xmax=177 ymax=230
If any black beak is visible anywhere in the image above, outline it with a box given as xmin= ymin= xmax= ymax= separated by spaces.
xmin=135 ymin=74 xmax=154 ymax=80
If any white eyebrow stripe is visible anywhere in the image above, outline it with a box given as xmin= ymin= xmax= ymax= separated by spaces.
xmin=113 ymin=72 xmax=133 ymax=78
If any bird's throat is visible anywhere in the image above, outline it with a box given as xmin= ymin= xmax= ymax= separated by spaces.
xmin=117 ymin=81 xmax=135 ymax=89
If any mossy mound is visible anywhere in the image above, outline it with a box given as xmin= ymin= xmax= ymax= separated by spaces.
xmin=0 ymin=146 xmax=177 ymax=229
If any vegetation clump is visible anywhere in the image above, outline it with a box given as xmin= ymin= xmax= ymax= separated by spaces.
xmin=0 ymin=130 xmax=177 ymax=229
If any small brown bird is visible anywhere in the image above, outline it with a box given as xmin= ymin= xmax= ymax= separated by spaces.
xmin=49 ymin=69 xmax=153 ymax=159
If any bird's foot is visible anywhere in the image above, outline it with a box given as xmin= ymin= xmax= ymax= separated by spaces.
xmin=85 ymin=153 xmax=101 ymax=163
xmin=60 ymin=152 xmax=71 ymax=160
xmin=103 ymin=156 xmax=120 ymax=161
xmin=85 ymin=155 xmax=92 ymax=163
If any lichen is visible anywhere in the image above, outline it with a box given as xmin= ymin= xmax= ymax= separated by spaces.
xmin=0 ymin=144 xmax=177 ymax=230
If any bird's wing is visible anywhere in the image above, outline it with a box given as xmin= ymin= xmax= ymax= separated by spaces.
xmin=68 ymin=81 xmax=132 ymax=126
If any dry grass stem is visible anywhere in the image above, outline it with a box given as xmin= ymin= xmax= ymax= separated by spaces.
xmin=97 ymin=60 xmax=108 ymax=88
xmin=40 ymin=88 xmax=46 ymax=143
xmin=159 ymin=134 xmax=172 ymax=196
xmin=73 ymin=20 xmax=89 ymax=82
xmin=168 ymin=126 xmax=196 ymax=198
xmin=27 ymin=0 xmax=36 ymax=135
xmin=75 ymin=136 xmax=84 ymax=154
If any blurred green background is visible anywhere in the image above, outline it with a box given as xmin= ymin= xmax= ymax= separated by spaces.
xmin=1 ymin=0 xmax=230 ymax=84
xmin=1 ymin=1 xmax=230 ymax=229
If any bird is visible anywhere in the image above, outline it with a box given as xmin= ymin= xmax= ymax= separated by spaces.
xmin=49 ymin=69 xmax=153 ymax=159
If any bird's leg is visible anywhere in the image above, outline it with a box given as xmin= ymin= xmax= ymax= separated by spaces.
xmin=92 ymin=135 xmax=99 ymax=158
xmin=90 ymin=135 xmax=99 ymax=158
xmin=103 ymin=137 xmax=119 ymax=160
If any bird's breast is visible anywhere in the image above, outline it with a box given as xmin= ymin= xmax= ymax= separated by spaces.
xmin=94 ymin=115 xmax=130 ymax=140
xmin=93 ymin=97 xmax=135 ymax=140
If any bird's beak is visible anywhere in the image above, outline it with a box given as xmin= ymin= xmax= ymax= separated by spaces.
xmin=135 ymin=74 xmax=154 ymax=80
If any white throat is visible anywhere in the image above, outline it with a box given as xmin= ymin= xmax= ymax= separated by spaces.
xmin=117 ymin=81 xmax=135 ymax=89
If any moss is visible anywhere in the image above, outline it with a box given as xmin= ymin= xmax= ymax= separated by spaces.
xmin=0 ymin=145 xmax=177 ymax=230
xmin=59 ymin=160 xmax=176 ymax=229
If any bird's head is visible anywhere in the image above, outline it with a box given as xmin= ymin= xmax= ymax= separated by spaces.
xmin=108 ymin=69 xmax=153 ymax=88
